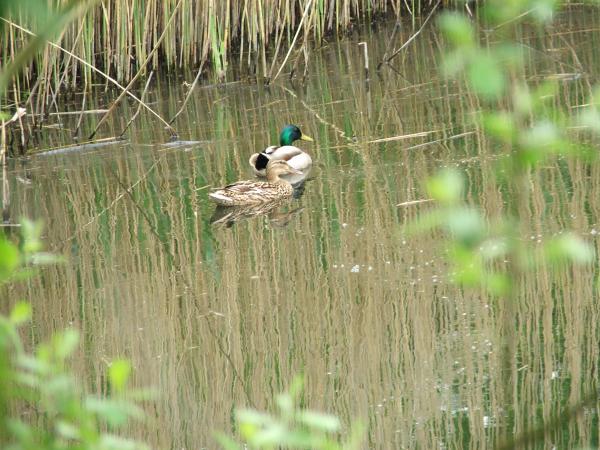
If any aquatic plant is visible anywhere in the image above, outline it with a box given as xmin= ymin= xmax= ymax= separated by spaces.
xmin=216 ymin=376 xmax=364 ymax=449
xmin=0 ymin=220 xmax=150 ymax=450
xmin=409 ymin=0 xmax=600 ymax=447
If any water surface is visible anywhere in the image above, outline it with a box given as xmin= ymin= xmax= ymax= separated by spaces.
xmin=4 ymin=7 xmax=600 ymax=449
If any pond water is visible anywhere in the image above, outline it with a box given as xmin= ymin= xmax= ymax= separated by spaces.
xmin=4 ymin=6 xmax=600 ymax=449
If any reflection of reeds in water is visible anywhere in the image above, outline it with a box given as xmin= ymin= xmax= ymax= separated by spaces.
xmin=4 ymin=10 xmax=600 ymax=448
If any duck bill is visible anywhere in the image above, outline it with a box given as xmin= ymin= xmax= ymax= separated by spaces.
xmin=300 ymin=133 xmax=314 ymax=142
xmin=290 ymin=168 xmax=303 ymax=175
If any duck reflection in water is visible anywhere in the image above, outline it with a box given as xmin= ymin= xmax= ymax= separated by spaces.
xmin=210 ymin=200 xmax=304 ymax=228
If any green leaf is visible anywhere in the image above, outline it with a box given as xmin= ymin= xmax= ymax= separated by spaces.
xmin=439 ymin=13 xmax=474 ymax=48
xmin=10 ymin=303 xmax=31 ymax=325
xmin=6 ymin=419 xmax=33 ymax=442
xmin=483 ymin=112 xmax=515 ymax=142
xmin=20 ymin=218 xmax=43 ymax=254
xmin=213 ymin=432 xmax=241 ymax=450
xmin=479 ymin=238 xmax=508 ymax=260
xmin=85 ymin=397 xmax=145 ymax=427
xmin=426 ymin=169 xmax=464 ymax=205
xmin=56 ymin=420 xmax=80 ymax=440
xmin=0 ymin=238 xmax=19 ymax=280
xmin=485 ymin=272 xmax=511 ymax=296
xmin=531 ymin=0 xmax=558 ymax=23
xmin=532 ymin=81 xmax=559 ymax=108
xmin=30 ymin=252 xmax=64 ymax=265
xmin=287 ymin=375 xmax=305 ymax=400
xmin=468 ymin=53 xmax=505 ymax=99
xmin=53 ymin=329 xmax=79 ymax=360
xmin=545 ymin=233 xmax=594 ymax=265
xmin=446 ymin=208 xmax=485 ymax=248
xmin=17 ymin=354 xmax=51 ymax=376
xmin=250 ymin=423 xmax=288 ymax=447
xmin=495 ymin=44 xmax=524 ymax=70
xmin=519 ymin=121 xmax=562 ymax=165
xmin=98 ymin=434 xmax=150 ymax=450
xmin=577 ymin=108 xmax=600 ymax=133
xmin=513 ymin=84 xmax=533 ymax=115
xmin=298 ymin=411 xmax=341 ymax=432
xmin=109 ymin=359 xmax=132 ymax=393
xmin=342 ymin=421 xmax=367 ymax=450
xmin=236 ymin=409 xmax=274 ymax=427
xmin=276 ymin=392 xmax=293 ymax=414
xmin=442 ymin=50 xmax=467 ymax=77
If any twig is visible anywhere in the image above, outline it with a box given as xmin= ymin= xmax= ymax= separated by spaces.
xmin=0 ymin=18 xmax=173 ymax=134
xmin=119 ymin=71 xmax=154 ymax=138
xmin=12 ymin=85 xmax=26 ymax=151
xmin=380 ymin=21 xmax=401 ymax=66
xmin=106 ymin=161 xmax=175 ymax=262
xmin=368 ymin=131 xmax=437 ymax=144
xmin=24 ymin=78 xmax=41 ymax=128
xmin=278 ymin=83 xmax=355 ymax=144
xmin=271 ymin=0 xmax=313 ymax=83
xmin=73 ymin=86 xmax=87 ymax=138
xmin=49 ymin=110 xmax=108 ymax=116
xmin=0 ymin=108 xmax=27 ymax=128
xmin=49 ymin=17 xmax=86 ymax=111
xmin=396 ymin=199 xmax=434 ymax=207
xmin=1 ymin=119 xmax=8 ymax=223
xmin=88 ymin=0 xmax=182 ymax=140
xmin=169 ymin=61 xmax=205 ymax=125
xmin=491 ymin=8 xmax=534 ymax=30
xmin=37 ymin=136 xmax=120 ymax=156
xmin=266 ymin=18 xmax=288 ymax=82
xmin=60 ymin=156 xmax=161 ymax=244
xmin=380 ymin=0 xmax=441 ymax=66
xmin=404 ymin=130 xmax=475 ymax=151
xmin=358 ymin=42 xmax=369 ymax=80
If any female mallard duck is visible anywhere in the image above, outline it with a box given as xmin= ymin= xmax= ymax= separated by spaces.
xmin=209 ymin=160 xmax=302 ymax=206
xmin=249 ymin=125 xmax=314 ymax=177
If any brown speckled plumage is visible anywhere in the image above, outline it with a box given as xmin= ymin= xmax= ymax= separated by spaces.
xmin=209 ymin=160 xmax=301 ymax=206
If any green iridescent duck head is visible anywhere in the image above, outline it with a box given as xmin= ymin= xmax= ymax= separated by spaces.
xmin=279 ymin=125 xmax=313 ymax=146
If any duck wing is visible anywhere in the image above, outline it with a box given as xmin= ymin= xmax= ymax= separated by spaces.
xmin=270 ymin=145 xmax=305 ymax=160
xmin=222 ymin=180 xmax=272 ymax=192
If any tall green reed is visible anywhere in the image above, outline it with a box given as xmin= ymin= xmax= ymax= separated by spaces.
xmin=0 ymin=0 xmax=442 ymax=94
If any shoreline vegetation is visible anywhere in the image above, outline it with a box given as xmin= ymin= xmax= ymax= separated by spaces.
xmin=0 ymin=0 xmax=451 ymax=154
xmin=3 ymin=0 xmax=441 ymax=86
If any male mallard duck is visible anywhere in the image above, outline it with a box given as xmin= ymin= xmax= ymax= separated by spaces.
xmin=209 ymin=160 xmax=302 ymax=206
xmin=249 ymin=125 xmax=314 ymax=177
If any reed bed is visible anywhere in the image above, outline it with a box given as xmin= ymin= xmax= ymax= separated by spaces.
xmin=0 ymin=0 xmax=460 ymax=153
xmin=0 ymin=0 xmax=439 ymax=97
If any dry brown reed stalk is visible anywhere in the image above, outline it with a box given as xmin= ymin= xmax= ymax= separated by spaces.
xmin=270 ymin=0 xmax=314 ymax=83
xmin=119 ymin=72 xmax=154 ymax=138
xmin=88 ymin=0 xmax=183 ymax=140
xmin=0 ymin=18 xmax=172 ymax=135
xmin=396 ymin=198 xmax=434 ymax=206
xmin=73 ymin=89 xmax=87 ymax=138
xmin=0 ymin=117 xmax=7 ymax=223
xmin=169 ymin=60 xmax=206 ymax=125
xmin=0 ymin=0 xmax=441 ymax=151
xmin=378 ymin=0 xmax=441 ymax=68
xmin=3 ymin=1 xmax=413 ymax=94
